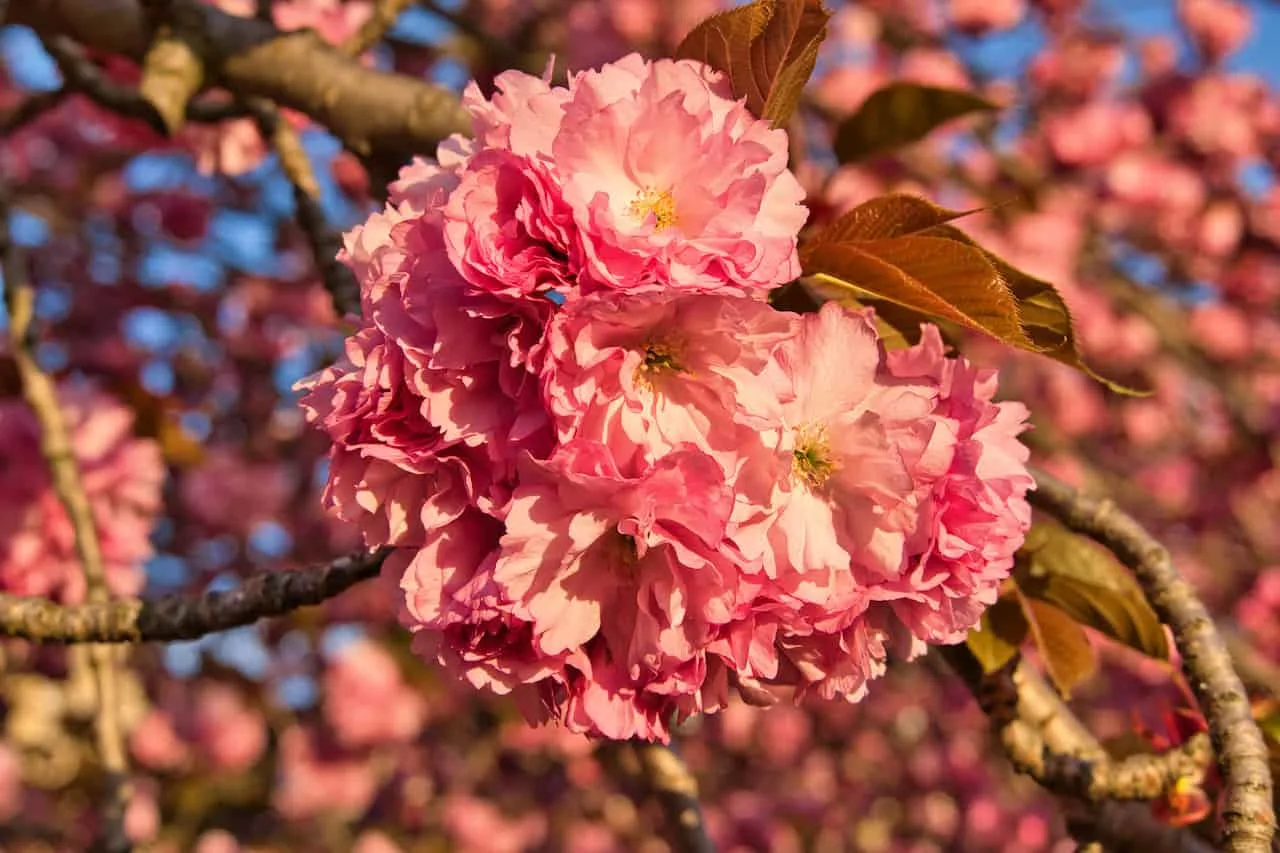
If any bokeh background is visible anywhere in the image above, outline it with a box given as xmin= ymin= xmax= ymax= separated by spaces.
xmin=1 ymin=0 xmax=1279 ymax=850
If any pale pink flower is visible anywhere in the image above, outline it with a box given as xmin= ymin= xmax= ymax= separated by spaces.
xmin=273 ymin=726 xmax=379 ymax=820
xmin=553 ymin=55 xmax=807 ymax=295
xmin=739 ymin=305 xmax=928 ymax=593
xmin=323 ymin=638 xmax=426 ymax=748
xmin=0 ymin=382 xmax=163 ymax=603
xmin=1178 ymin=0 xmax=1253 ymax=62
xmin=947 ymin=0 xmax=1025 ymax=34
xmin=541 ymin=292 xmax=794 ymax=472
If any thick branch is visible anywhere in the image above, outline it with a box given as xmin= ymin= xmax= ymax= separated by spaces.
xmin=0 ymin=549 xmax=389 ymax=644
xmin=137 ymin=27 xmax=205 ymax=134
xmin=9 ymin=0 xmax=471 ymax=162
xmin=941 ymin=646 xmax=1218 ymax=853
xmin=1029 ymin=469 xmax=1277 ymax=852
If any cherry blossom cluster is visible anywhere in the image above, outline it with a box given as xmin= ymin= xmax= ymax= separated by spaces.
xmin=299 ymin=54 xmax=1034 ymax=740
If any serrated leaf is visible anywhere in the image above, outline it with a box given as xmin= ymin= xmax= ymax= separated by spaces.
xmin=1015 ymin=521 xmax=1170 ymax=661
xmin=807 ymin=193 xmax=980 ymax=244
xmin=675 ymin=0 xmax=831 ymax=127
xmin=797 ymin=195 xmax=1146 ymax=394
xmin=834 ymin=82 xmax=996 ymax=162
xmin=802 ymin=236 xmax=1028 ymax=344
xmin=966 ymin=595 xmax=1029 ymax=673
xmin=923 ymin=223 xmax=1145 ymax=395
xmin=1015 ymin=592 xmax=1097 ymax=697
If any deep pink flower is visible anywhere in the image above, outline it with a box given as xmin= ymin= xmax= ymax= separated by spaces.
xmin=394 ymin=510 xmax=559 ymax=695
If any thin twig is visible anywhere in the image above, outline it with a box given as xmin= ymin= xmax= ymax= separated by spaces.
xmin=247 ymin=99 xmax=360 ymax=317
xmin=0 ymin=85 xmax=132 ymax=853
xmin=42 ymin=35 xmax=166 ymax=133
xmin=341 ymin=0 xmax=415 ymax=57
xmin=0 ymin=549 xmax=389 ymax=644
xmin=1029 ymin=468 xmax=1277 ymax=852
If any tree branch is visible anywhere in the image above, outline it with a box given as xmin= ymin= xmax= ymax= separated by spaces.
xmin=0 ymin=549 xmax=389 ymax=644
xmin=598 ymin=740 xmax=715 ymax=853
xmin=1029 ymin=468 xmax=1277 ymax=852
xmin=341 ymin=0 xmax=415 ymax=58
xmin=0 ymin=81 xmax=133 ymax=851
xmin=8 ymin=0 xmax=471 ymax=163
xmin=246 ymin=99 xmax=360 ymax=317
xmin=941 ymin=645 xmax=1219 ymax=853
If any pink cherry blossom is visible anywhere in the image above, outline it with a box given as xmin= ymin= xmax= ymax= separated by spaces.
xmin=553 ymin=55 xmax=808 ymax=295
xmin=540 ymin=292 xmax=794 ymax=472
xmin=0 ymin=382 xmax=163 ymax=603
xmin=879 ymin=325 xmax=1034 ymax=648
xmin=322 ymin=638 xmax=427 ymax=748
xmin=1178 ymin=0 xmax=1253 ymax=63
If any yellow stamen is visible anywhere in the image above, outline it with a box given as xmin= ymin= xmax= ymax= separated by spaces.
xmin=627 ymin=186 xmax=678 ymax=231
xmin=633 ymin=340 xmax=685 ymax=390
xmin=792 ymin=423 xmax=838 ymax=487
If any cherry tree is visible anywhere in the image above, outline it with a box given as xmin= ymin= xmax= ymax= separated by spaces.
xmin=0 ymin=1 xmax=1277 ymax=851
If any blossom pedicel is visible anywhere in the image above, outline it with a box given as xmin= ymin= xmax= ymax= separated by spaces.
xmin=298 ymin=54 xmax=1033 ymax=741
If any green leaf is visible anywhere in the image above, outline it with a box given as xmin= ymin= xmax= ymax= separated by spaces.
xmin=966 ymin=595 xmax=1029 ymax=673
xmin=675 ymin=0 xmax=831 ymax=128
xmin=833 ymin=82 xmax=996 ymax=163
xmin=1015 ymin=592 xmax=1098 ymax=697
xmin=1014 ymin=521 xmax=1170 ymax=661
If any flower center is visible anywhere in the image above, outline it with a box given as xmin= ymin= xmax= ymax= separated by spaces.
xmin=792 ymin=423 xmax=837 ymax=487
xmin=627 ymin=186 xmax=678 ymax=231
xmin=634 ymin=340 xmax=685 ymax=390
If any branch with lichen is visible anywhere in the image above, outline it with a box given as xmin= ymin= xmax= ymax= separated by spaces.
xmin=246 ymin=99 xmax=361 ymax=317
xmin=0 ymin=84 xmax=133 ymax=853
xmin=940 ymin=645 xmax=1219 ymax=853
xmin=0 ymin=549 xmax=389 ymax=644
xmin=1028 ymin=468 xmax=1277 ymax=852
